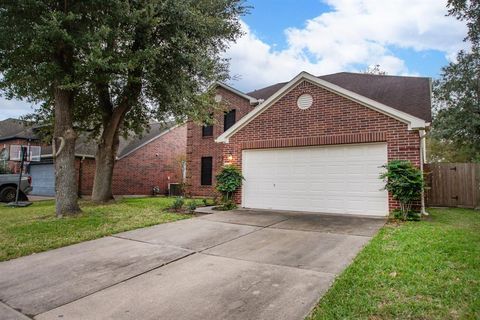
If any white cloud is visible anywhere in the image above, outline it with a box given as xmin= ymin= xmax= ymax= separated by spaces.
xmin=225 ymin=0 xmax=467 ymax=92
xmin=0 ymin=0 xmax=468 ymax=119
xmin=0 ymin=97 xmax=36 ymax=120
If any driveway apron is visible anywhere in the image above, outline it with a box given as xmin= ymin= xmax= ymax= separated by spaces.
xmin=0 ymin=209 xmax=385 ymax=320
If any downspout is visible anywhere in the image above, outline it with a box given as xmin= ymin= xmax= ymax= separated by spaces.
xmin=419 ymin=129 xmax=428 ymax=216
xmin=78 ymin=156 xmax=85 ymax=198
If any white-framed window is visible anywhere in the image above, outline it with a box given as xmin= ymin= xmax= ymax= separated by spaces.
xmin=0 ymin=147 xmax=9 ymax=160
xmin=8 ymin=145 xmax=41 ymax=161
xmin=29 ymin=146 xmax=41 ymax=162
xmin=9 ymin=145 xmax=23 ymax=161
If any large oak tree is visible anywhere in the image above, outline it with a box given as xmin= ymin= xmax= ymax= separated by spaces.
xmin=1 ymin=1 xmax=246 ymax=212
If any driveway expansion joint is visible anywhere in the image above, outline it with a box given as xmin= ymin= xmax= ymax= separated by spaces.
xmin=0 ymin=300 xmax=34 ymax=319
xmin=1 ymin=209 xmax=385 ymax=320
xmin=198 ymin=252 xmax=337 ymax=277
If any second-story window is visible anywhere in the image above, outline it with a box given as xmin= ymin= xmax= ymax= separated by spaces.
xmin=202 ymin=113 xmax=214 ymax=137
xmin=224 ymin=109 xmax=236 ymax=131
xmin=202 ymin=124 xmax=213 ymax=137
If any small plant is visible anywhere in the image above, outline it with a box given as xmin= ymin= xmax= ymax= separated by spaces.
xmin=215 ymin=164 xmax=243 ymax=210
xmin=171 ymin=197 xmax=185 ymax=212
xmin=187 ymin=201 xmax=197 ymax=213
xmin=392 ymin=209 xmax=421 ymax=221
xmin=202 ymin=198 xmax=208 ymax=206
xmin=0 ymin=163 xmax=12 ymax=174
xmin=221 ymin=199 xmax=237 ymax=210
xmin=380 ymin=160 xmax=424 ymax=221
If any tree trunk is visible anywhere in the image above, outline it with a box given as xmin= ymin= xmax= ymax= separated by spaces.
xmin=54 ymin=87 xmax=81 ymax=217
xmin=91 ymin=119 xmax=121 ymax=202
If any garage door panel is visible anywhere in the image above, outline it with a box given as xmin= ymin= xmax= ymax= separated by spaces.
xmin=242 ymin=143 xmax=389 ymax=216
xmin=30 ymin=164 xmax=55 ymax=196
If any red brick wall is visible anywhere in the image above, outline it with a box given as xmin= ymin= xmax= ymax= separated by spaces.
xmin=222 ymin=80 xmax=421 ymax=212
xmin=77 ymin=157 xmax=95 ymax=196
xmin=79 ymin=125 xmax=187 ymax=196
xmin=1 ymin=138 xmax=47 ymax=173
xmin=185 ymin=86 xmax=255 ymax=197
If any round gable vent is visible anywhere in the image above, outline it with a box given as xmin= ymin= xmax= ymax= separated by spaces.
xmin=214 ymin=94 xmax=222 ymax=102
xmin=297 ymin=94 xmax=313 ymax=110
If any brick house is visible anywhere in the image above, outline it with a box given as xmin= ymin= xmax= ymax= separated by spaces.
xmin=0 ymin=119 xmax=186 ymax=197
xmin=77 ymin=123 xmax=187 ymax=196
xmin=0 ymin=118 xmax=46 ymax=174
xmin=186 ymin=72 xmax=431 ymax=216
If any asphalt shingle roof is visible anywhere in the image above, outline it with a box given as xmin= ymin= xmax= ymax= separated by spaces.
xmin=1 ymin=119 xmax=176 ymax=159
xmin=247 ymin=72 xmax=432 ymax=122
xmin=0 ymin=118 xmax=38 ymax=141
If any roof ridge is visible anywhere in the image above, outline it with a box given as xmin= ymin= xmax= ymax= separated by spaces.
xmin=320 ymin=71 xmax=431 ymax=79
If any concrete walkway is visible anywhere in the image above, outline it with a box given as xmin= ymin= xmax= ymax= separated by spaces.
xmin=0 ymin=209 xmax=385 ymax=320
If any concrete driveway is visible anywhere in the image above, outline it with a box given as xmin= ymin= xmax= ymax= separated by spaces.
xmin=0 ymin=209 xmax=385 ymax=320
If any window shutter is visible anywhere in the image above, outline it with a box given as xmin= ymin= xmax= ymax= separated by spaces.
xmin=224 ymin=109 xmax=236 ymax=131
xmin=201 ymin=157 xmax=213 ymax=185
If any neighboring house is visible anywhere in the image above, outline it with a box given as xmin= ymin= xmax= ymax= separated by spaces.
xmin=0 ymin=119 xmax=186 ymax=197
xmin=186 ymin=71 xmax=432 ymax=216
xmin=0 ymin=118 xmax=46 ymax=174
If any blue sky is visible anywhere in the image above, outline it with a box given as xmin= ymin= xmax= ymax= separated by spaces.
xmin=240 ymin=0 xmax=458 ymax=80
xmin=0 ymin=0 xmax=468 ymax=120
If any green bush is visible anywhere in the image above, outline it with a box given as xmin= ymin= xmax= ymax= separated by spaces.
xmin=215 ymin=164 xmax=243 ymax=207
xmin=0 ymin=163 xmax=12 ymax=174
xmin=392 ymin=209 xmax=421 ymax=221
xmin=220 ymin=199 xmax=237 ymax=210
xmin=171 ymin=197 xmax=184 ymax=212
xmin=187 ymin=201 xmax=197 ymax=213
xmin=380 ymin=160 xmax=424 ymax=221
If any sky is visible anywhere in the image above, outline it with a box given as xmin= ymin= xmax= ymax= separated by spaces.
xmin=0 ymin=0 xmax=468 ymax=120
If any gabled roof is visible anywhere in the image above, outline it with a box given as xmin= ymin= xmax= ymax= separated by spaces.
xmin=217 ymin=72 xmax=429 ymax=143
xmin=0 ymin=118 xmax=38 ymax=141
xmin=248 ymin=72 xmax=432 ymax=122
xmin=216 ymin=82 xmax=259 ymax=104
xmin=117 ymin=122 xmax=178 ymax=159
xmin=36 ymin=121 xmax=179 ymax=159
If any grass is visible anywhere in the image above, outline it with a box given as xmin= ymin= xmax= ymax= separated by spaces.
xmin=309 ymin=207 xmax=480 ymax=320
xmin=0 ymin=197 xmax=206 ymax=262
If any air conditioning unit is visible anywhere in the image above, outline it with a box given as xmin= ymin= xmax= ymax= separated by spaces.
xmin=168 ymin=183 xmax=183 ymax=197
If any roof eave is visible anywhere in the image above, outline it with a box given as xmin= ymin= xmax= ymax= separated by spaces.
xmin=215 ymin=82 xmax=258 ymax=105
xmin=116 ymin=124 xmax=179 ymax=160
xmin=216 ymin=71 xmax=429 ymax=143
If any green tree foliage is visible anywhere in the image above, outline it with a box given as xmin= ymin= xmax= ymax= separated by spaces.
xmin=216 ymin=164 xmax=243 ymax=209
xmin=427 ymin=137 xmax=480 ymax=163
xmin=1 ymin=1 xmax=247 ymax=205
xmin=431 ymin=0 xmax=480 ymax=162
xmin=380 ymin=160 xmax=424 ymax=220
xmin=0 ymin=1 xmax=99 ymax=215
xmin=447 ymin=0 xmax=480 ymax=44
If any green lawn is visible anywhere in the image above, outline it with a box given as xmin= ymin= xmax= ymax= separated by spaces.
xmin=309 ymin=207 xmax=480 ymax=320
xmin=0 ymin=197 xmax=201 ymax=262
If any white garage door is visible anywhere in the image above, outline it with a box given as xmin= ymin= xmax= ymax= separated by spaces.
xmin=30 ymin=164 xmax=55 ymax=196
xmin=242 ymin=143 xmax=388 ymax=216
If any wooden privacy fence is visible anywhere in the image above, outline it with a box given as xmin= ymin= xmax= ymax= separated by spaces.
xmin=425 ymin=163 xmax=480 ymax=209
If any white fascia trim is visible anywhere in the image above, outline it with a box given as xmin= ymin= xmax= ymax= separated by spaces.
xmin=116 ymin=124 xmax=180 ymax=160
xmin=40 ymin=153 xmax=95 ymax=159
xmin=216 ymin=82 xmax=258 ymax=105
xmin=216 ymin=71 xmax=427 ymax=143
